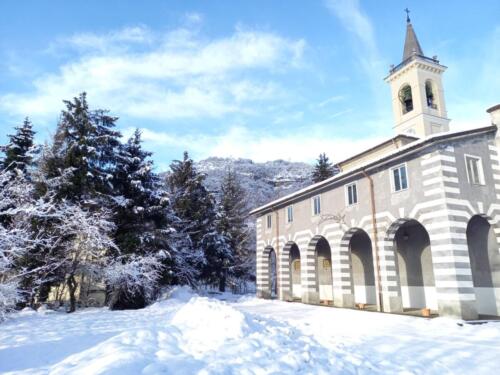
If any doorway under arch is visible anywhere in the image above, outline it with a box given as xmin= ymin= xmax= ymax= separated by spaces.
xmin=467 ymin=215 xmax=500 ymax=316
xmin=289 ymin=243 xmax=302 ymax=300
xmin=311 ymin=236 xmax=333 ymax=302
xmin=394 ymin=220 xmax=437 ymax=310
xmin=349 ymin=230 xmax=376 ymax=305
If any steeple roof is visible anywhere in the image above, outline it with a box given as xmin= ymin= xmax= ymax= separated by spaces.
xmin=402 ymin=18 xmax=423 ymax=61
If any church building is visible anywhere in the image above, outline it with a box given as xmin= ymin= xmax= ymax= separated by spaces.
xmin=250 ymin=15 xmax=500 ymax=320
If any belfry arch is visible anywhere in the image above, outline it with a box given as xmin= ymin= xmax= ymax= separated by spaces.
xmin=425 ymin=79 xmax=438 ymax=109
xmin=399 ymin=84 xmax=414 ymax=114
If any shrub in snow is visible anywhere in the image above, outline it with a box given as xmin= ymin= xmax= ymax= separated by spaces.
xmin=0 ymin=281 xmax=20 ymax=321
xmin=105 ymin=255 xmax=163 ymax=310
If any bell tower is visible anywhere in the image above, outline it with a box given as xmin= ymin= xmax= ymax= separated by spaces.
xmin=385 ymin=10 xmax=450 ymax=137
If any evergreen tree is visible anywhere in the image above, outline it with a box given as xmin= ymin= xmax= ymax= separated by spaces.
xmin=217 ymin=169 xmax=250 ymax=283
xmin=109 ymin=130 xmax=176 ymax=309
xmin=312 ymin=153 xmax=339 ymax=183
xmin=1 ymin=117 xmax=36 ymax=172
xmin=46 ymin=92 xmax=121 ymax=204
xmin=30 ymin=93 xmax=122 ymax=310
xmin=168 ymin=151 xmax=231 ymax=291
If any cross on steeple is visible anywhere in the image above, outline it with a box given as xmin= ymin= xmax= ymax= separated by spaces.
xmin=405 ymin=8 xmax=411 ymax=23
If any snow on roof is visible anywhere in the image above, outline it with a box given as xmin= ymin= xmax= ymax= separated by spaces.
xmin=250 ymin=125 xmax=497 ymax=215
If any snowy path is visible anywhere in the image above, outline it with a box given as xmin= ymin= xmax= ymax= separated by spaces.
xmin=0 ymin=289 xmax=499 ymax=374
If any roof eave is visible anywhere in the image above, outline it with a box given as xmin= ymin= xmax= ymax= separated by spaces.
xmin=249 ymin=125 xmax=497 ymax=216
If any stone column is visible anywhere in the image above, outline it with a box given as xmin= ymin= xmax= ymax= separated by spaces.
xmin=278 ymin=244 xmax=292 ymax=301
xmin=428 ymin=223 xmax=478 ymax=320
xmin=378 ymin=230 xmax=404 ymax=313
xmin=331 ymin=236 xmax=354 ymax=308
xmin=256 ymin=244 xmax=272 ymax=299
xmin=301 ymin=237 xmax=319 ymax=304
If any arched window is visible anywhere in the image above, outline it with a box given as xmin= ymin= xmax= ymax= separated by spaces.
xmin=425 ymin=80 xmax=438 ymax=109
xmin=399 ymin=84 xmax=413 ymax=114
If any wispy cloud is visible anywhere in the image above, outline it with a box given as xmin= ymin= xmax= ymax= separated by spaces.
xmin=0 ymin=23 xmax=306 ymax=121
xmin=316 ymin=95 xmax=345 ymax=108
xmin=324 ymin=0 xmax=386 ymax=96
xmin=128 ymin=125 xmax=384 ymax=166
xmin=324 ymin=0 xmax=377 ymax=55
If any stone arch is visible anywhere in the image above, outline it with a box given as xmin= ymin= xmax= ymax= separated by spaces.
xmin=387 ymin=218 xmax=437 ymax=311
xmin=281 ymin=241 xmax=302 ymax=301
xmin=343 ymin=228 xmax=376 ymax=306
xmin=256 ymin=246 xmax=276 ymax=299
xmin=398 ymin=83 xmax=413 ymax=114
xmin=307 ymin=235 xmax=333 ymax=303
xmin=466 ymin=214 xmax=500 ymax=316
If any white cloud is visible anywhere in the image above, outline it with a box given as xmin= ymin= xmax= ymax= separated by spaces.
xmin=133 ymin=125 xmax=384 ymax=165
xmin=0 ymin=25 xmax=306 ymax=121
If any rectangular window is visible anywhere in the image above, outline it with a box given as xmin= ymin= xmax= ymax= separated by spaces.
xmin=286 ymin=205 xmax=293 ymax=223
xmin=465 ymin=155 xmax=484 ymax=185
xmin=312 ymin=195 xmax=321 ymax=216
xmin=391 ymin=164 xmax=408 ymax=192
xmin=266 ymin=214 xmax=272 ymax=229
xmin=346 ymin=182 xmax=358 ymax=205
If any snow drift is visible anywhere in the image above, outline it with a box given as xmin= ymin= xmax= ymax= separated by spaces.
xmin=1 ymin=289 xmax=499 ymax=374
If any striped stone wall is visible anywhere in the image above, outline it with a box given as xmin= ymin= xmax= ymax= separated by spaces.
xmin=254 ymin=133 xmax=500 ymax=319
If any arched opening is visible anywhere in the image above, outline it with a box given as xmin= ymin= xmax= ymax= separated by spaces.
xmin=394 ymin=220 xmax=437 ymax=311
xmin=268 ymin=249 xmax=277 ymax=298
xmin=313 ymin=236 xmax=333 ymax=302
xmin=425 ymin=80 xmax=438 ymax=109
xmin=349 ymin=230 xmax=376 ymax=305
xmin=399 ymin=84 xmax=413 ymax=114
xmin=258 ymin=246 xmax=277 ymax=299
xmin=289 ymin=244 xmax=302 ymax=300
xmin=467 ymin=215 xmax=500 ymax=317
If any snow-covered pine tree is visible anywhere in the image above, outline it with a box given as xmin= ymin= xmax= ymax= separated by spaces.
xmin=312 ymin=152 xmax=339 ymax=183
xmin=168 ymin=151 xmax=232 ymax=291
xmin=107 ymin=129 xmax=181 ymax=309
xmin=217 ymin=168 xmax=251 ymax=285
xmin=1 ymin=117 xmax=36 ymax=172
xmin=46 ymin=92 xmax=121 ymax=205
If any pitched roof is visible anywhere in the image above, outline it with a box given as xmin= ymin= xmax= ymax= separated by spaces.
xmin=249 ymin=125 xmax=497 ymax=216
xmin=402 ymin=21 xmax=424 ymax=61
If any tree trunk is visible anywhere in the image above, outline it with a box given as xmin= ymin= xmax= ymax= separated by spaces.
xmin=67 ymin=275 xmax=78 ymax=313
xmin=218 ymin=273 xmax=226 ymax=292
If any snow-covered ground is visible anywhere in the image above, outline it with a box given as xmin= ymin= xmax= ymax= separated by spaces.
xmin=1 ymin=288 xmax=500 ymax=374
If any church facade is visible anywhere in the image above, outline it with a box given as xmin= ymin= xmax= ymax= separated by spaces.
xmin=250 ymin=17 xmax=500 ymax=320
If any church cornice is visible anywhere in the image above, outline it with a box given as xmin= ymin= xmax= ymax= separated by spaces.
xmin=384 ymin=56 xmax=447 ymax=82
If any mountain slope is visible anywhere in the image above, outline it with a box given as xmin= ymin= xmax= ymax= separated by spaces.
xmin=196 ymin=157 xmax=313 ymax=212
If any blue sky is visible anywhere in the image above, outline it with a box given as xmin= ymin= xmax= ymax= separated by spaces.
xmin=0 ymin=0 xmax=498 ymax=171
